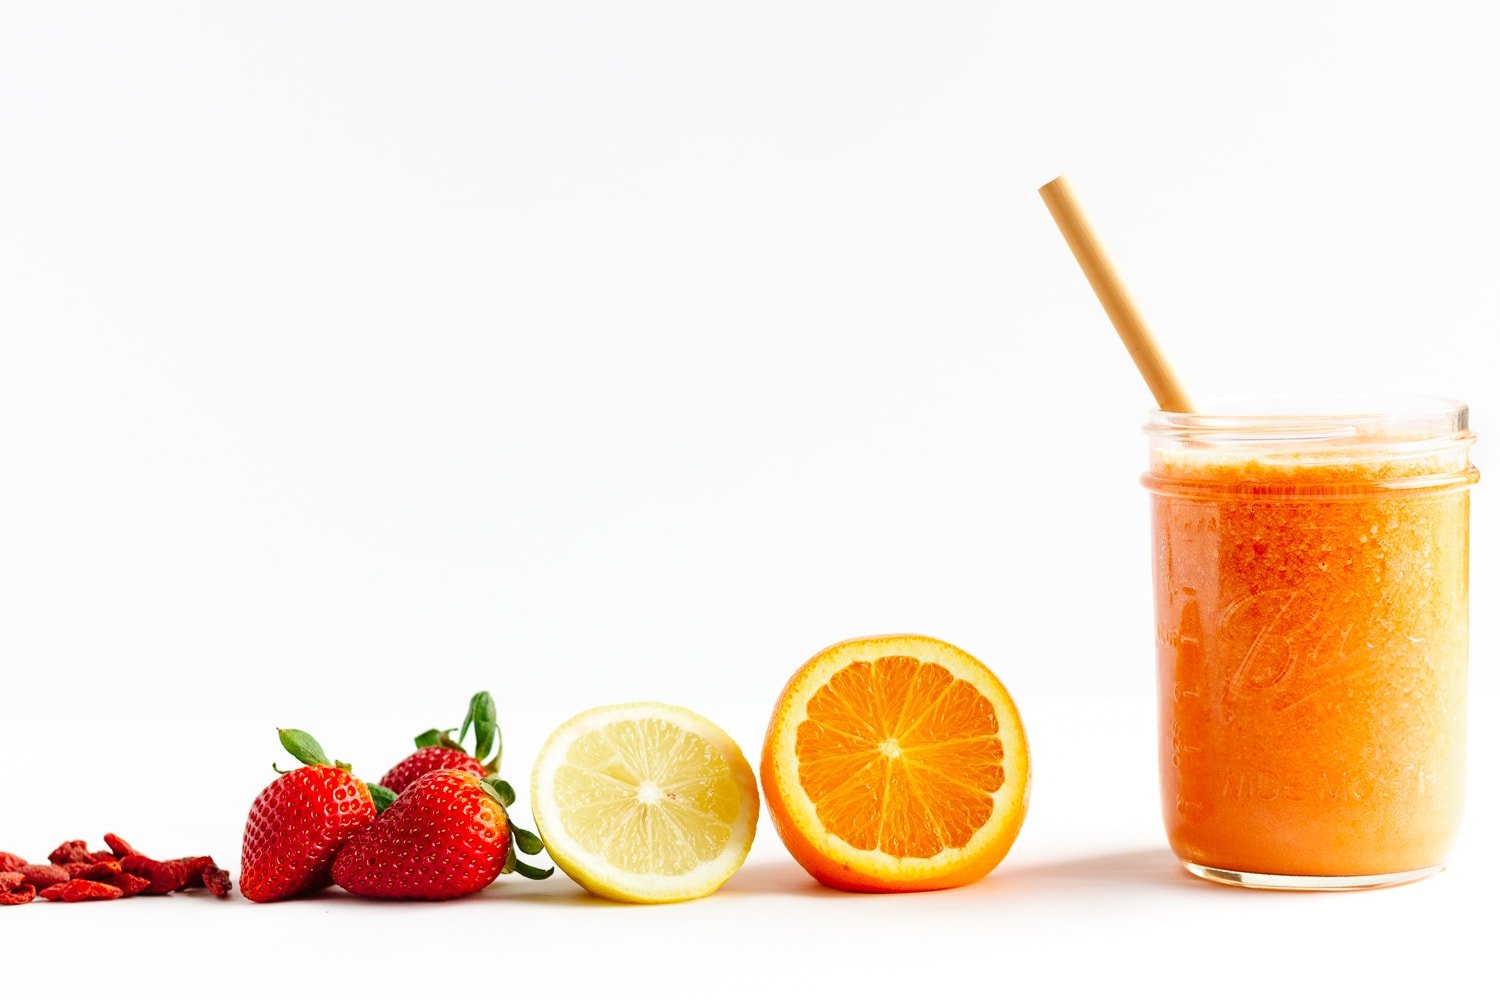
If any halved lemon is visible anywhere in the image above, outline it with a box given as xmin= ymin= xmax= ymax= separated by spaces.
xmin=531 ymin=702 xmax=760 ymax=903
xmin=762 ymin=635 xmax=1030 ymax=892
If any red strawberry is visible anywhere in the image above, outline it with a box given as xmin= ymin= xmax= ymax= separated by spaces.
xmin=332 ymin=769 xmax=551 ymax=900
xmin=240 ymin=729 xmax=382 ymax=903
xmin=381 ymin=745 xmax=487 ymax=794
xmin=380 ymin=691 xmax=502 ymax=794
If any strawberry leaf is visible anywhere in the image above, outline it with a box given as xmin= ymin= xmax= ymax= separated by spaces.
xmin=482 ymin=778 xmax=516 ymax=807
xmin=277 ymin=728 xmax=332 ymax=768
xmin=511 ymin=826 xmax=544 ymax=856
xmin=457 ymin=697 xmax=476 ymax=746
xmin=471 ymin=692 xmax=498 ymax=766
xmin=511 ymin=858 xmax=553 ymax=880
xmin=413 ymin=729 xmax=445 ymax=749
xmin=368 ymin=783 xmax=397 ymax=813
xmin=502 ymin=840 xmax=551 ymax=878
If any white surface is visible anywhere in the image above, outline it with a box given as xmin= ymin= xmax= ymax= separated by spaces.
xmin=1 ymin=1 xmax=1496 ymax=994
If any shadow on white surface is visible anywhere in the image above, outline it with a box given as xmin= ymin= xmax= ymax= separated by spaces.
xmin=716 ymin=853 xmax=1214 ymax=898
xmin=296 ymin=880 xmax=622 ymax=908
xmin=219 ymin=848 xmax=1461 ymax=911
xmin=998 ymin=848 xmax=1213 ymax=894
xmin=717 ymin=860 xmax=845 ymax=897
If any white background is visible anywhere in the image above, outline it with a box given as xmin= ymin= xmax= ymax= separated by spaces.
xmin=1 ymin=2 xmax=1496 ymax=995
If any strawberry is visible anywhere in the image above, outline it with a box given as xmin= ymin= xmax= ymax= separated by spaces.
xmin=332 ymin=769 xmax=551 ymax=900
xmin=380 ymin=691 xmax=502 ymax=794
xmin=381 ymin=745 xmax=487 ymax=794
xmin=240 ymin=729 xmax=389 ymax=903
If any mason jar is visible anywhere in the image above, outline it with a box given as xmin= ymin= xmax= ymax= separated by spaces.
xmin=1143 ymin=398 xmax=1477 ymax=889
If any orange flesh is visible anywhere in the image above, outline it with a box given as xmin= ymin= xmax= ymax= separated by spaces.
xmin=1150 ymin=450 xmax=1471 ymax=876
xmin=795 ymin=656 xmax=1004 ymax=858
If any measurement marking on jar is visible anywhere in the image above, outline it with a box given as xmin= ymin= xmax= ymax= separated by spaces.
xmin=1169 ymin=594 xmax=1207 ymax=817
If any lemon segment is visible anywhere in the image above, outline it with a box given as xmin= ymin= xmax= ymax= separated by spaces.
xmin=532 ymin=703 xmax=759 ymax=903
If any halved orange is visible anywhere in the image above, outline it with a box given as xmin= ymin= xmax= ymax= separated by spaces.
xmin=761 ymin=635 xmax=1029 ymax=892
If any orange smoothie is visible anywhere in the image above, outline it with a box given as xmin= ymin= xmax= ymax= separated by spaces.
xmin=1145 ymin=405 xmax=1476 ymax=885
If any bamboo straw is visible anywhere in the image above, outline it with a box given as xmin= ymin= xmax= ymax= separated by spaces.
xmin=1038 ymin=176 xmax=1192 ymax=412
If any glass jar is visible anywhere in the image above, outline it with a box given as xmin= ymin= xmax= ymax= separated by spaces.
xmin=1142 ymin=398 xmax=1478 ymax=889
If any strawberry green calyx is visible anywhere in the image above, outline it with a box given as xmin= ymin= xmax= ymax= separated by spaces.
xmin=507 ymin=855 xmax=552 ymax=880
xmin=413 ymin=691 xmax=502 ymax=775
xmin=273 ymin=728 xmax=352 ymax=774
xmin=511 ymin=827 xmax=544 ymax=855
xmin=368 ymin=783 xmax=398 ymax=813
xmin=271 ymin=728 xmax=393 ymax=809
xmin=482 ymin=777 xmax=516 ymax=807
xmin=459 ymin=691 xmax=500 ymax=770
xmin=478 ymin=777 xmax=552 ymax=881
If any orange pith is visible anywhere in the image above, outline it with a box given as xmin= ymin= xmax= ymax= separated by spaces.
xmin=762 ymin=635 xmax=1030 ymax=893
xmin=796 ymin=656 xmax=1003 ymax=857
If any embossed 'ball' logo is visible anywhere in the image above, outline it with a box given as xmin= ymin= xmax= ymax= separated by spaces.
xmin=1218 ymin=585 xmax=1401 ymax=712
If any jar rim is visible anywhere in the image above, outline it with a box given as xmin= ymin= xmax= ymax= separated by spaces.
xmin=1146 ymin=396 xmax=1471 ymax=444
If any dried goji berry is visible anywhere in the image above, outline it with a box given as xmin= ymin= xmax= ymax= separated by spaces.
xmin=72 ymin=880 xmax=124 ymax=901
xmin=119 ymin=855 xmax=186 ymax=894
xmin=112 ymin=872 xmax=151 ymax=897
xmin=44 ymin=879 xmax=124 ymax=902
xmin=103 ymin=833 xmax=138 ymax=858
xmin=66 ymin=859 xmax=153 ymax=896
xmin=22 ymin=839 xmax=225 ymax=901
xmin=48 ymin=840 xmax=94 ymax=866
xmin=0 ymin=884 xmax=36 ymax=906
xmin=75 ymin=860 xmax=123 ymax=882
xmin=202 ymin=864 xmax=232 ymax=898
xmin=155 ymin=861 xmax=186 ymax=894
xmin=17 ymin=865 xmax=70 ymax=890
xmin=174 ymin=856 xmax=213 ymax=887
xmin=54 ymin=881 xmax=123 ymax=905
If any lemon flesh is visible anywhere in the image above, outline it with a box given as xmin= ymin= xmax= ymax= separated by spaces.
xmin=532 ymin=703 xmax=759 ymax=903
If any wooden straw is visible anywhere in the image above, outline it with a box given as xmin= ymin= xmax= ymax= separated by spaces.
xmin=1038 ymin=176 xmax=1192 ymax=412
